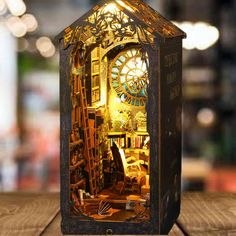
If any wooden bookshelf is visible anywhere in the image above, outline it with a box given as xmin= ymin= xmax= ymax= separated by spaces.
xmin=108 ymin=132 xmax=126 ymax=148
xmin=107 ymin=131 xmax=149 ymax=150
xmin=91 ymin=47 xmax=101 ymax=104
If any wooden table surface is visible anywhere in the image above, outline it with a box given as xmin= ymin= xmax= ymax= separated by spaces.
xmin=0 ymin=192 xmax=236 ymax=236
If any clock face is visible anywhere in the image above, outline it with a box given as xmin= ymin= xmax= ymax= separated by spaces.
xmin=110 ymin=47 xmax=148 ymax=107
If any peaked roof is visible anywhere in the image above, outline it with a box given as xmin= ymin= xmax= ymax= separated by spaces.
xmin=57 ymin=0 xmax=186 ymax=44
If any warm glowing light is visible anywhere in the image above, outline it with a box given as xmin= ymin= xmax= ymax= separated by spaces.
xmin=115 ymin=0 xmax=134 ymax=12
xmin=194 ymin=23 xmax=219 ymax=50
xmin=173 ymin=21 xmax=220 ymax=51
xmin=40 ymin=44 xmax=56 ymax=58
xmin=6 ymin=16 xmax=27 ymax=37
xmin=114 ymin=97 xmax=121 ymax=103
xmin=103 ymin=3 xmax=119 ymax=13
xmin=197 ymin=108 xmax=216 ymax=127
xmin=0 ymin=0 xmax=7 ymax=15
xmin=5 ymin=0 xmax=26 ymax=16
xmin=36 ymin=37 xmax=52 ymax=52
xmin=36 ymin=36 xmax=56 ymax=58
xmin=21 ymin=14 xmax=38 ymax=32
xmin=180 ymin=21 xmax=195 ymax=50
xmin=145 ymin=175 xmax=150 ymax=186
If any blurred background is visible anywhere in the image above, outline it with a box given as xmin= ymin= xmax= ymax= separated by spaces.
xmin=0 ymin=0 xmax=235 ymax=193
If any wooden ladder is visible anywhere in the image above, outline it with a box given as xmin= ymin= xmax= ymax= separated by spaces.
xmin=94 ymin=123 xmax=101 ymax=192
xmin=77 ymin=71 xmax=97 ymax=196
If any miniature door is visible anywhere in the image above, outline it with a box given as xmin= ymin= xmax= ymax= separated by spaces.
xmin=59 ymin=0 xmax=185 ymax=235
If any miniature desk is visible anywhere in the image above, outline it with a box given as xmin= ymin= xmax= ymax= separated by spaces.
xmin=0 ymin=192 xmax=235 ymax=236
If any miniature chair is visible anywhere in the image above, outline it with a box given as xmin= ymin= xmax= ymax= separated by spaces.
xmin=111 ymin=142 xmax=147 ymax=193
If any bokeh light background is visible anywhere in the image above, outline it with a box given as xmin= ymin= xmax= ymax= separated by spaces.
xmin=0 ymin=0 xmax=236 ymax=192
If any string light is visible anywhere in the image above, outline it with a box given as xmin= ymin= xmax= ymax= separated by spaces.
xmin=197 ymin=108 xmax=216 ymax=127
xmin=0 ymin=0 xmax=7 ymax=15
xmin=36 ymin=36 xmax=56 ymax=58
xmin=4 ymin=0 xmax=26 ymax=16
xmin=6 ymin=16 xmax=27 ymax=37
xmin=21 ymin=14 xmax=38 ymax=32
xmin=173 ymin=21 xmax=220 ymax=50
xmin=40 ymin=44 xmax=56 ymax=58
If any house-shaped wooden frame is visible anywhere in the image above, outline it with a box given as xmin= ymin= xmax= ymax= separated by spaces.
xmin=57 ymin=0 xmax=186 ymax=235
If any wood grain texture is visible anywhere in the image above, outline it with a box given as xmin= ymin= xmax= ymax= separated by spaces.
xmin=1 ymin=192 xmax=236 ymax=236
xmin=185 ymin=230 xmax=236 ymax=236
xmin=0 ymin=193 xmax=59 ymax=236
xmin=42 ymin=213 xmax=61 ymax=236
xmin=178 ymin=192 xmax=236 ymax=236
xmin=42 ymin=213 xmax=184 ymax=236
xmin=168 ymin=225 xmax=185 ymax=236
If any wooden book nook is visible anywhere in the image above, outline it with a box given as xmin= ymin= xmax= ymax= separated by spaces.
xmin=58 ymin=0 xmax=186 ymax=234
